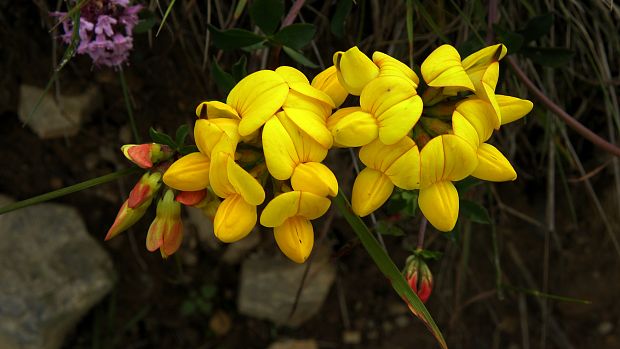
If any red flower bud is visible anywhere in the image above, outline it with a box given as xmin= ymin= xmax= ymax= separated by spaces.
xmin=404 ymin=255 xmax=433 ymax=303
xmin=121 ymin=143 xmax=174 ymax=169
xmin=146 ymin=189 xmax=183 ymax=258
xmin=127 ymin=172 xmax=162 ymax=208
xmin=175 ymin=189 xmax=208 ymax=207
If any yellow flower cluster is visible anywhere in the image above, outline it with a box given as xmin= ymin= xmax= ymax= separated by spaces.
xmin=161 ymin=44 xmax=532 ymax=263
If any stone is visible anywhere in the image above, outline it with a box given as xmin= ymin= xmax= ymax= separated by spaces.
xmin=267 ymin=339 xmax=318 ymax=349
xmin=342 ymin=330 xmax=362 ymax=344
xmin=0 ymin=196 xmax=115 ymax=349
xmin=186 ymin=207 xmax=221 ymax=251
xmin=18 ymin=84 xmax=101 ymax=139
xmin=238 ymin=246 xmax=336 ymax=327
xmin=221 ymin=229 xmax=261 ymax=264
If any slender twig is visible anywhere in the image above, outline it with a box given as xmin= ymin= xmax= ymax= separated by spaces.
xmin=507 ymin=56 xmax=620 ymax=157
xmin=416 ymin=216 xmax=427 ymax=250
xmin=119 ymin=68 xmax=140 ymax=143
xmin=0 ymin=167 xmax=139 ymax=215
xmin=281 ymin=0 xmax=306 ymax=28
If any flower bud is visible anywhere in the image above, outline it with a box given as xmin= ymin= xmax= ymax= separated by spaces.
xmin=333 ymin=47 xmax=380 ymax=95
xmin=175 ymin=189 xmax=208 ymax=207
xmin=121 ymin=143 xmax=174 ymax=169
xmin=127 ymin=172 xmax=162 ymax=208
xmin=105 ymin=199 xmax=151 ymax=241
xmin=404 ymin=255 xmax=433 ymax=303
xmin=146 ymin=189 xmax=183 ymax=258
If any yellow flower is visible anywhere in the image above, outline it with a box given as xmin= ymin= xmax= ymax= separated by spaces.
xmin=352 ymin=137 xmax=421 ymax=216
xmin=311 ymin=65 xmax=349 ymax=108
xmin=195 ymin=70 xmax=289 ymax=137
xmin=421 ymin=44 xmax=475 ymax=91
xmin=451 ymin=97 xmax=532 ymax=182
xmin=275 ymin=66 xmax=336 ymax=148
xmin=260 ymin=190 xmax=331 ymax=263
xmin=418 ymin=134 xmax=478 ymax=232
xmin=329 ymin=75 xmax=423 ymax=146
xmin=163 ymin=118 xmax=239 ymax=191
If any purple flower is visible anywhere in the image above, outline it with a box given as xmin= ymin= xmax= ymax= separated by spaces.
xmin=52 ymin=0 xmax=142 ymax=68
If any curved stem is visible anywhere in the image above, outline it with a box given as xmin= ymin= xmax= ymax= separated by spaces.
xmin=281 ymin=0 xmax=306 ymax=28
xmin=506 ymin=56 xmax=620 ymax=157
xmin=0 ymin=167 xmax=139 ymax=215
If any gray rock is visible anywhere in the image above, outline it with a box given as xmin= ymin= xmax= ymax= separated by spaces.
xmin=18 ymin=84 xmax=101 ymax=139
xmin=186 ymin=207 xmax=221 ymax=251
xmin=0 ymin=196 xmax=115 ymax=349
xmin=238 ymin=246 xmax=336 ymax=327
xmin=221 ymin=229 xmax=261 ymax=265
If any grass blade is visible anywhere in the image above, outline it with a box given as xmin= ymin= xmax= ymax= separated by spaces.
xmin=156 ymin=0 xmax=177 ymax=37
xmin=333 ymin=191 xmax=447 ymax=349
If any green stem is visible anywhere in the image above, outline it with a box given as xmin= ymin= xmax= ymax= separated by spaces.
xmin=332 ymin=191 xmax=447 ymax=349
xmin=119 ymin=68 xmax=141 ymax=143
xmin=0 ymin=167 xmax=139 ymax=215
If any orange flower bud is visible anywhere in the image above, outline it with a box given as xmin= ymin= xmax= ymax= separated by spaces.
xmin=146 ymin=189 xmax=183 ymax=258
xmin=121 ymin=143 xmax=174 ymax=169
xmin=175 ymin=189 xmax=208 ymax=207
xmin=127 ymin=172 xmax=162 ymax=208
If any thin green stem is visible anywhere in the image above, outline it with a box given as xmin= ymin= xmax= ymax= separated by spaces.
xmin=119 ymin=68 xmax=141 ymax=143
xmin=0 ymin=167 xmax=139 ymax=215
xmin=332 ymin=191 xmax=447 ymax=349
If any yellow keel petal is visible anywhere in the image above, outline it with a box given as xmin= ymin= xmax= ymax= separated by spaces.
xmin=472 ymin=143 xmax=517 ymax=181
xmin=163 ymin=152 xmax=210 ymax=191
xmin=274 ymin=217 xmax=314 ymax=263
xmin=418 ymin=181 xmax=459 ymax=232
xmin=351 ymin=168 xmax=394 ymax=217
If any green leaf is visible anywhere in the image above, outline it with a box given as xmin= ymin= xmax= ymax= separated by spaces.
xmin=156 ymin=0 xmax=177 ymax=37
xmin=494 ymin=25 xmax=525 ymax=54
xmin=460 ymin=199 xmax=491 ymax=224
xmin=175 ymin=124 xmax=190 ymax=146
xmin=415 ymin=249 xmax=443 ymax=261
xmin=330 ymin=0 xmax=353 ymax=38
xmin=249 ymin=0 xmax=284 ymax=35
xmin=282 ymin=46 xmax=319 ymax=68
xmin=134 ymin=12 xmax=158 ymax=34
xmin=521 ymin=46 xmax=575 ymax=68
xmin=207 ymin=24 xmax=265 ymax=50
xmin=149 ymin=127 xmax=176 ymax=148
xmin=231 ymin=55 xmax=248 ymax=82
xmin=375 ymin=221 xmax=405 ymax=236
xmin=519 ymin=13 xmax=554 ymax=43
xmin=272 ymin=23 xmax=316 ymax=50
xmin=211 ymin=60 xmax=236 ymax=94
xmin=179 ymin=145 xmax=199 ymax=155
xmin=332 ymin=192 xmax=447 ymax=349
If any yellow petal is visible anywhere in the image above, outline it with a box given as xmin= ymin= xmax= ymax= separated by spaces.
xmin=279 ymin=112 xmax=328 ymax=163
xmin=377 ymin=95 xmax=423 ymax=145
xmin=214 ymin=194 xmax=257 ymax=243
xmin=333 ymin=47 xmax=380 ymax=95
xmin=497 ymin=95 xmax=533 ymax=125
xmin=274 ymin=216 xmax=314 ymax=263
xmin=472 ymin=62 xmax=501 ymax=128
xmin=194 ymin=118 xmax=239 ymax=156
xmin=327 ymin=106 xmax=362 ymax=130
xmin=284 ymin=90 xmax=332 ymax=120
xmin=291 ymin=162 xmax=339 ymax=197
xmin=472 ymin=143 xmax=517 ymax=181
xmin=462 ymin=44 xmax=507 ymax=84
xmin=421 ymin=44 xmax=474 ymax=90
xmin=285 ymin=107 xmax=334 ymax=148
xmin=195 ymin=101 xmax=240 ymax=119
xmin=311 ymin=65 xmax=348 ymax=107
xmin=227 ymin=157 xmax=265 ymax=205
xmin=385 ymin=144 xmax=420 ymax=190
xmin=262 ymin=116 xmax=299 ymax=180
xmin=331 ymin=110 xmax=378 ymax=147
xmin=289 ymin=82 xmax=335 ymax=108
xmin=163 ymin=152 xmax=210 ymax=191
xmin=359 ymin=137 xmax=416 ymax=172
xmin=372 ymin=51 xmax=420 ymax=86
xmin=360 ymin=75 xmax=417 ymax=117
xmin=454 ymin=98 xmax=495 ymax=143
xmin=418 ymin=181 xmax=459 ymax=232
xmin=260 ymin=191 xmax=331 ymax=227
xmin=209 ymin=151 xmax=235 ymax=198
xmin=351 ymin=167 xmax=394 ymax=217
xmin=451 ymin=111 xmax=480 ymax=147
xmin=228 ymin=70 xmax=289 ymax=136
xmin=275 ymin=66 xmax=309 ymax=84
xmin=420 ymin=135 xmax=478 ymax=187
